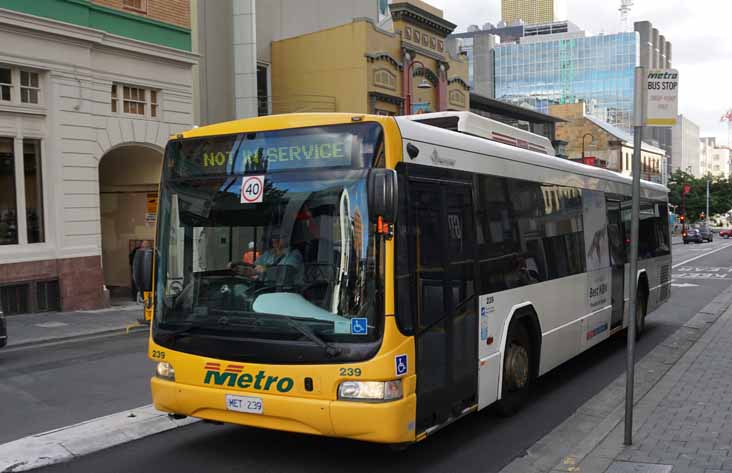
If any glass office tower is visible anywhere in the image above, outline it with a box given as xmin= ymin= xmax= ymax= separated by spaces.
xmin=494 ymin=32 xmax=638 ymax=131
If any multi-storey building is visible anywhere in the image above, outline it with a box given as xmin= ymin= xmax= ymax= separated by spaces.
xmin=700 ymin=137 xmax=730 ymax=179
xmin=671 ymin=115 xmax=701 ymax=177
xmin=494 ymin=31 xmax=638 ymax=131
xmin=501 ymin=0 xmax=566 ymax=26
xmin=448 ymin=19 xmax=580 ymax=99
xmin=453 ymin=19 xmax=677 ymax=172
xmin=0 ymin=0 xmax=195 ymax=314
xmin=194 ymin=0 xmax=468 ymax=123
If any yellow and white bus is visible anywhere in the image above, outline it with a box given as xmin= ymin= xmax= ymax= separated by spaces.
xmin=147 ymin=112 xmax=671 ymax=445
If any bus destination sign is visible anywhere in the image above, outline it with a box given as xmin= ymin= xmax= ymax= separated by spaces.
xmin=199 ymin=134 xmax=354 ymax=174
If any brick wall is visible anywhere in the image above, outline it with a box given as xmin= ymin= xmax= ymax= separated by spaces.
xmin=92 ymin=0 xmax=190 ymax=29
xmin=0 ymin=256 xmax=107 ymax=312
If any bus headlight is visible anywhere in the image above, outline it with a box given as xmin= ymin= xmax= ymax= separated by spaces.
xmin=338 ymin=380 xmax=402 ymax=401
xmin=155 ymin=362 xmax=175 ymax=381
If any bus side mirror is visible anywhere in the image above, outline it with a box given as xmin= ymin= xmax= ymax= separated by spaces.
xmin=367 ymin=169 xmax=398 ymax=224
xmin=133 ymin=248 xmax=154 ymax=293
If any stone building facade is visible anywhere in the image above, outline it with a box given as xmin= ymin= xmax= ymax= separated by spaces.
xmin=0 ymin=0 xmax=195 ymax=313
xmin=551 ymin=103 xmax=666 ymax=183
xmin=271 ymin=0 xmax=469 ymax=116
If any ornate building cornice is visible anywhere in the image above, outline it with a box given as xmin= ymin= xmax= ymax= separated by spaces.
xmin=389 ymin=3 xmax=457 ymax=37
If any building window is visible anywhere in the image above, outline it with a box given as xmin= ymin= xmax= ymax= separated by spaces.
xmin=374 ymin=69 xmax=396 ymax=91
xmin=0 ymin=67 xmax=11 ymax=102
xmin=20 ymin=71 xmax=40 ymax=104
xmin=111 ymin=83 xmax=159 ymax=119
xmin=0 ymin=138 xmax=17 ymax=245
xmin=111 ymin=84 xmax=118 ymax=113
xmin=150 ymin=90 xmax=158 ymax=118
xmin=123 ymin=0 xmax=147 ymax=13
xmin=123 ymin=86 xmax=145 ymax=115
xmin=24 ymin=140 xmax=44 ymax=243
xmin=449 ymin=89 xmax=466 ymax=107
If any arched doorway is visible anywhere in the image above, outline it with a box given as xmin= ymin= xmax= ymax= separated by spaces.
xmin=98 ymin=144 xmax=162 ymax=302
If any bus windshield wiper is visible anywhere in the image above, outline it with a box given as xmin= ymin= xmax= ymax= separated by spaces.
xmin=285 ymin=317 xmax=342 ymax=357
xmin=158 ymin=322 xmax=204 ymax=340
xmin=246 ymin=312 xmax=341 ymax=357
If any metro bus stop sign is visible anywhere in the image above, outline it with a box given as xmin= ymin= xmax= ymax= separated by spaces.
xmin=645 ymin=69 xmax=679 ymax=127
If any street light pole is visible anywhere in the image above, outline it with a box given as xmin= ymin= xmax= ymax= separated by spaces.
xmin=404 ymin=59 xmax=430 ymax=115
xmin=706 ymin=178 xmax=710 ymax=224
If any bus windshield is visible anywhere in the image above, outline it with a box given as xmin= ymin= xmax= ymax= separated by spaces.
xmin=153 ymin=123 xmax=385 ymax=364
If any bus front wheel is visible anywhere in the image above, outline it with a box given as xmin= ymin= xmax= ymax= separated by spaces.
xmin=497 ymin=322 xmax=532 ymax=416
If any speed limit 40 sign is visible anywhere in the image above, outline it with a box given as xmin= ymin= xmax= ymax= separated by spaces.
xmin=241 ymin=175 xmax=265 ymax=204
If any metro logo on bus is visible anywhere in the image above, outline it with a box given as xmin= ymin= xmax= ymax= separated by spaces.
xmin=203 ymin=362 xmax=295 ymax=393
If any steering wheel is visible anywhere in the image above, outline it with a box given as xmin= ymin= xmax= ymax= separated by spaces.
xmin=228 ymin=261 xmax=258 ymax=279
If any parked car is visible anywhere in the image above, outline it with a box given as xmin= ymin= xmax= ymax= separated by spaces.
xmin=720 ymin=229 xmax=732 ymax=239
xmin=683 ymin=227 xmax=703 ymax=244
xmin=0 ymin=299 xmax=6 ymax=348
xmin=698 ymin=225 xmax=714 ymax=242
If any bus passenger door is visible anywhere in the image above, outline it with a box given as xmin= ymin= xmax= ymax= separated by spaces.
xmin=408 ymin=179 xmax=477 ymax=431
xmin=606 ymin=200 xmax=625 ymax=329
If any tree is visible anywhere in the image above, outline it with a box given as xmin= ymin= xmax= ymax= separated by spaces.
xmin=668 ymin=170 xmax=732 ymax=223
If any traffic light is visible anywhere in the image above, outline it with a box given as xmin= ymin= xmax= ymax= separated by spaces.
xmin=700 ymin=212 xmax=705 ymax=220
xmin=680 ymin=215 xmax=685 ymax=223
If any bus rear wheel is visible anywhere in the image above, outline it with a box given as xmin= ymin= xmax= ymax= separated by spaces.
xmin=497 ymin=322 xmax=532 ymax=416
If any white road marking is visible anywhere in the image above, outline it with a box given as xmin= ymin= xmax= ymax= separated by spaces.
xmin=672 ymin=243 xmax=732 ymax=269
xmin=0 ymin=405 xmax=198 ymax=472
xmin=34 ymin=322 xmax=68 ymax=328
xmin=671 ymin=283 xmax=700 ymax=288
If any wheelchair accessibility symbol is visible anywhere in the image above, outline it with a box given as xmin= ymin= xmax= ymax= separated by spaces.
xmin=395 ymin=354 xmax=408 ymax=376
xmin=350 ymin=318 xmax=368 ymax=335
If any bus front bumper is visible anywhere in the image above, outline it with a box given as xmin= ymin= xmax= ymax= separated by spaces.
xmin=151 ymin=377 xmax=417 ymax=444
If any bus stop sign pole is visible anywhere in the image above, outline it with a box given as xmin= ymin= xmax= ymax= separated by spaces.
xmin=624 ymin=66 xmax=679 ymax=445
xmin=625 ymin=66 xmax=645 ymax=446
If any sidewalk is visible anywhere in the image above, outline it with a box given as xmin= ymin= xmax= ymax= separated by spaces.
xmin=501 ymin=282 xmax=732 ymax=473
xmin=5 ymin=302 xmax=148 ymax=349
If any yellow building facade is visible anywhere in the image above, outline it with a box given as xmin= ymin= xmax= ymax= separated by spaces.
xmin=272 ymin=0 xmax=469 ymax=116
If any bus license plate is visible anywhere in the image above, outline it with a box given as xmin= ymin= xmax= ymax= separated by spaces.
xmin=225 ymin=395 xmax=263 ymax=415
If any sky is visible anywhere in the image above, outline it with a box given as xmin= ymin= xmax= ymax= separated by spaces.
xmin=428 ymin=0 xmax=732 ymax=146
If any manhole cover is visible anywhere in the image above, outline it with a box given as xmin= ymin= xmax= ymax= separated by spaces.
xmin=607 ymin=462 xmax=673 ymax=473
